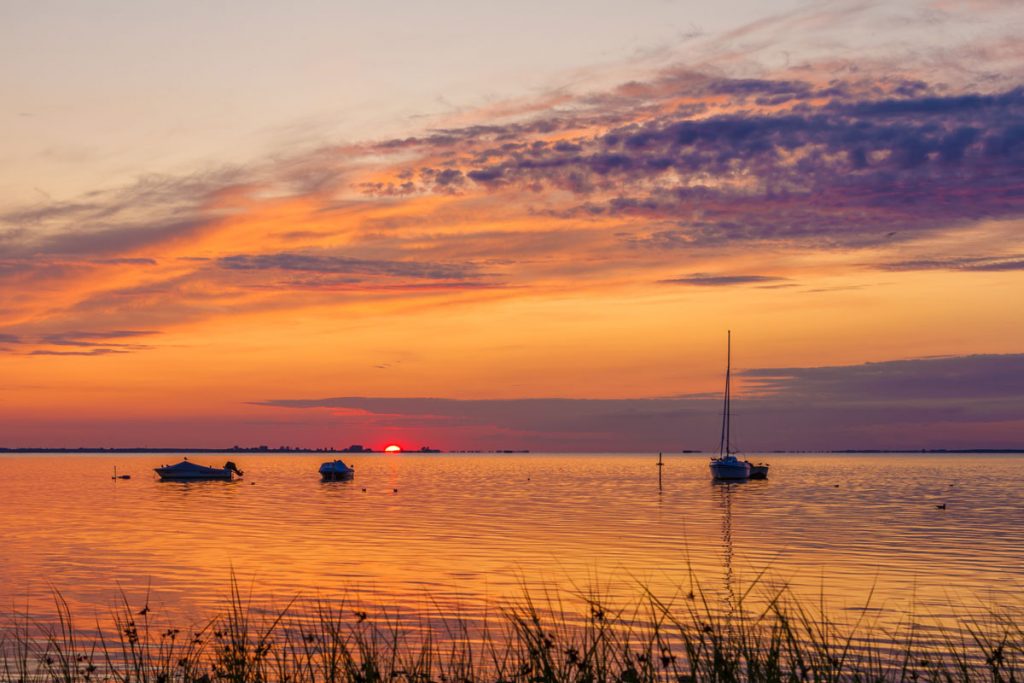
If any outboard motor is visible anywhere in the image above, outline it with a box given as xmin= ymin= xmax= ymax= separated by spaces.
xmin=224 ymin=461 xmax=244 ymax=477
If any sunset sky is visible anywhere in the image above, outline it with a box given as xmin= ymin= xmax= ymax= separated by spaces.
xmin=2 ymin=0 xmax=1022 ymax=451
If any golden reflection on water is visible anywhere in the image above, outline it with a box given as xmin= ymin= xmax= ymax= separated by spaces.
xmin=0 ymin=453 xmax=1021 ymax=630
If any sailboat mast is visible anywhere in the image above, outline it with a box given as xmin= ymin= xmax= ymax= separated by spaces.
xmin=726 ymin=331 xmax=732 ymax=456
xmin=719 ymin=330 xmax=731 ymax=457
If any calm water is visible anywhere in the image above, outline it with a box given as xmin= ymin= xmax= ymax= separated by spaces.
xmin=1 ymin=453 xmax=1021 ymax=630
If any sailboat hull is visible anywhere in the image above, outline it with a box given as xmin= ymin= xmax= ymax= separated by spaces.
xmin=710 ymin=459 xmax=751 ymax=480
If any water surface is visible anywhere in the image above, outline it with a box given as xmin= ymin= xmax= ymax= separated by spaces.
xmin=1 ymin=452 xmax=1020 ymax=629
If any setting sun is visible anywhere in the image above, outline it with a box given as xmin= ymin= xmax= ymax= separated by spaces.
xmin=384 ymin=445 xmax=402 ymax=453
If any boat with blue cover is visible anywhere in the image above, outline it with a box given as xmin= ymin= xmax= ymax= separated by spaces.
xmin=319 ymin=459 xmax=355 ymax=480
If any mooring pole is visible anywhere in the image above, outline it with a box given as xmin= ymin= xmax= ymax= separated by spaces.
xmin=658 ymin=451 xmax=664 ymax=493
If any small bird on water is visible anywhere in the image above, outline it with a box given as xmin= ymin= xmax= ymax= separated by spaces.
xmin=936 ymin=503 xmax=947 ymax=509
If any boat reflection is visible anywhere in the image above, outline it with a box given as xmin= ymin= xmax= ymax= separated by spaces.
xmin=714 ymin=479 xmax=745 ymax=614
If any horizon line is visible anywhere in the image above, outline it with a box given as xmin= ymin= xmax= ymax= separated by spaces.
xmin=2 ymin=447 xmax=1023 ymax=455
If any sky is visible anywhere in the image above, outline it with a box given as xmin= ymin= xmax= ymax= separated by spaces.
xmin=1 ymin=0 xmax=1022 ymax=451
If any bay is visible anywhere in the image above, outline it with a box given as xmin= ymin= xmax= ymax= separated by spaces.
xmin=1 ymin=452 xmax=1021 ymax=632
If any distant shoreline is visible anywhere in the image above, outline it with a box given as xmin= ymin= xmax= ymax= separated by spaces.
xmin=0 ymin=447 xmax=530 ymax=454
xmin=0 ymin=447 xmax=349 ymax=454
xmin=0 ymin=447 xmax=1021 ymax=454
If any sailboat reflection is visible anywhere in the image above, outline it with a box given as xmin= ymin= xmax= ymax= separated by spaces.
xmin=714 ymin=479 xmax=744 ymax=614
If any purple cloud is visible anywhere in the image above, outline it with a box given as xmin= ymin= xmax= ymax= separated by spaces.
xmin=740 ymin=354 xmax=1024 ymax=401
xmin=255 ymin=354 xmax=1024 ymax=452
xmin=382 ymin=80 xmax=1024 ymax=250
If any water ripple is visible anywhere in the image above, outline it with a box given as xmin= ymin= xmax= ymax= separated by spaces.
xmin=0 ymin=452 xmax=1021 ymax=630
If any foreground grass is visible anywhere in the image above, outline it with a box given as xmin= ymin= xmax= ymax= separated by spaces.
xmin=1 ymin=579 xmax=1020 ymax=683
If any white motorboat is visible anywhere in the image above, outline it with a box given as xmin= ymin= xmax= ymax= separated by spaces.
xmin=319 ymin=459 xmax=355 ymax=480
xmin=709 ymin=331 xmax=754 ymax=481
xmin=154 ymin=459 xmax=243 ymax=481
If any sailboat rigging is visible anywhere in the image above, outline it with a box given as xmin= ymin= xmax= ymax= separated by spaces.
xmin=709 ymin=331 xmax=769 ymax=480
xmin=709 ymin=331 xmax=749 ymax=479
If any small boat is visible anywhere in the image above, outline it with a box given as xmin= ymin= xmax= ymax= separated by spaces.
xmin=747 ymin=462 xmax=769 ymax=479
xmin=709 ymin=331 xmax=762 ymax=481
xmin=319 ymin=459 xmax=355 ymax=480
xmin=154 ymin=459 xmax=243 ymax=481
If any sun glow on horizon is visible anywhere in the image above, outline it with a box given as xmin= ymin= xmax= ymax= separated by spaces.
xmin=384 ymin=444 xmax=402 ymax=453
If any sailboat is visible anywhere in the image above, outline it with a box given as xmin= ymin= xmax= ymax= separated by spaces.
xmin=709 ymin=331 xmax=752 ymax=480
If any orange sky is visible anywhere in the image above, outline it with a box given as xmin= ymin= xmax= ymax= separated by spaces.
xmin=1 ymin=1 xmax=1023 ymax=450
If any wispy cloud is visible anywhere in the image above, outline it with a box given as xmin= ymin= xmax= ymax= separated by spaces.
xmin=39 ymin=330 xmax=159 ymax=348
xmin=0 ymin=171 xmax=244 ymax=258
xmin=92 ymin=257 xmax=159 ymax=266
xmin=0 ymin=329 xmax=159 ymax=356
xmin=217 ymin=252 xmax=483 ymax=281
xmin=881 ymin=255 xmax=1024 ymax=271
xmin=28 ymin=348 xmax=129 ymax=357
xmin=659 ymin=274 xmax=787 ymax=286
